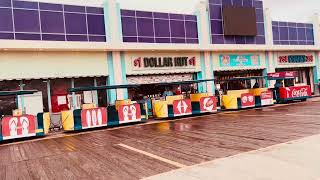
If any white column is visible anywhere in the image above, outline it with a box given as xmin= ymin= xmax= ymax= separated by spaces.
xmin=195 ymin=1 xmax=211 ymax=46
xmin=312 ymin=13 xmax=320 ymax=46
xmin=264 ymin=8 xmax=273 ymax=46
xmin=204 ymin=51 xmax=214 ymax=93
xmin=268 ymin=51 xmax=275 ymax=73
xmin=104 ymin=0 xmax=122 ymax=45
xmin=112 ymin=51 xmax=125 ymax=100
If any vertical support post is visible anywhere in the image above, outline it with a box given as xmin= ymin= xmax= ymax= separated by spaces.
xmin=93 ymin=77 xmax=99 ymax=107
xmin=47 ymin=80 xmax=52 ymax=113
xmin=71 ymin=79 xmax=76 ymax=110
xmin=19 ymin=80 xmax=25 ymax=114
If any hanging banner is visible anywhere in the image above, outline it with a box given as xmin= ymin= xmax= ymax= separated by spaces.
xmin=81 ymin=108 xmax=108 ymax=129
xmin=200 ymin=96 xmax=217 ymax=113
xmin=241 ymin=93 xmax=255 ymax=108
xmin=2 ymin=115 xmax=36 ymax=140
xmin=260 ymin=91 xmax=274 ymax=106
xmin=279 ymin=86 xmax=312 ymax=99
xmin=219 ymin=54 xmax=261 ymax=67
xmin=118 ymin=104 xmax=141 ymax=124
xmin=173 ymin=99 xmax=192 ymax=117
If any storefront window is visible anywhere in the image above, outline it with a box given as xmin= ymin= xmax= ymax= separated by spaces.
xmin=50 ymin=78 xmax=71 ymax=113
xmin=74 ymin=77 xmax=95 ymax=106
xmin=96 ymin=77 xmax=108 ymax=107
xmin=215 ymin=70 xmax=263 ymax=92
xmin=276 ymin=67 xmax=311 ymax=86
xmin=23 ymin=79 xmax=49 ymax=112
xmin=127 ymin=74 xmax=195 ymax=100
xmin=0 ymin=80 xmax=20 ymax=116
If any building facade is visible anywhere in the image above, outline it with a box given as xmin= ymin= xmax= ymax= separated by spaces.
xmin=0 ymin=0 xmax=319 ymax=115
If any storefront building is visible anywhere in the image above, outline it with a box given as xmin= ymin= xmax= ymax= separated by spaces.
xmin=213 ymin=53 xmax=267 ymax=92
xmin=0 ymin=0 xmax=319 ymax=117
xmin=123 ymin=52 xmax=203 ymax=99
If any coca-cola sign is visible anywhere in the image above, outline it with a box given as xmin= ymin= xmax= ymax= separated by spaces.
xmin=267 ymin=71 xmax=297 ymax=78
xmin=260 ymin=91 xmax=274 ymax=106
xmin=279 ymin=86 xmax=311 ymax=99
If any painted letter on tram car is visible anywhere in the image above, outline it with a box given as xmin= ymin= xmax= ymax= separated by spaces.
xmin=173 ymin=99 xmax=192 ymax=117
xmin=241 ymin=93 xmax=255 ymax=108
xmin=200 ymin=96 xmax=217 ymax=113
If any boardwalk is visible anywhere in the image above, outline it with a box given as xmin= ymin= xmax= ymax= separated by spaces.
xmin=0 ymin=101 xmax=320 ymax=180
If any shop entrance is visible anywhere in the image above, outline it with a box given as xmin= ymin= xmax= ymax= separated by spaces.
xmin=127 ymin=73 xmax=196 ymax=100
xmin=215 ymin=70 xmax=264 ymax=93
xmin=127 ymin=73 xmax=197 ymax=116
xmin=275 ymin=67 xmax=314 ymax=92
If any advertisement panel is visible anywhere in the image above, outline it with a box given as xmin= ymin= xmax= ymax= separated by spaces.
xmin=81 ymin=108 xmax=107 ymax=129
xmin=279 ymin=86 xmax=312 ymax=99
xmin=241 ymin=93 xmax=255 ymax=108
xmin=267 ymin=71 xmax=297 ymax=79
xmin=200 ymin=96 xmax=217 ymax=113
xmin=173 ymin=99 xmax=192 ymax=117
xmin=118 ymin=104 xmax=141 ymax=124
xmin=260 ymin=91 xmax=274 ymax=106
xmin=2 ymin=115 xmax=36 ymax=140
xmin=219 ymin=54 xmax=261 ymax=67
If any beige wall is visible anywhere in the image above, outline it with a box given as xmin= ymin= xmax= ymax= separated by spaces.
xmin=0 ymin=51 xmax=108 ymax=80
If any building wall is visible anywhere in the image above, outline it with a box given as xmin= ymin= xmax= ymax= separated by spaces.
xmin=208 ymin=0 xmax=266 ymax=44
xmin=0 ymin=51 xmax=109 ymax=80
xmin=272 ymin=21 xmax=314 ymax=45
xmin=120 ymin=9 xmax=199 ymax=44
xmin=0 ymin=0 xmax=319 ymax=100
xmin=0 ymin=0 xmax=106 ymax=42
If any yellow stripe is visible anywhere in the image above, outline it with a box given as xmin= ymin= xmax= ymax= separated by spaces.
xmin=118 ymin=143 xmax=187 ymax=168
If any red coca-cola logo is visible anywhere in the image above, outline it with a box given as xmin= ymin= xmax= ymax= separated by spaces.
xmin=291 ymin=88 xmax=308 ymax=98
xmin=261 ymin=91 xmax=273 ymax=99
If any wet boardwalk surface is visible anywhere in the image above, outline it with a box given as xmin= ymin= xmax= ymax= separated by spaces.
xmin=1 ymin=101 xmax=320 ymax=180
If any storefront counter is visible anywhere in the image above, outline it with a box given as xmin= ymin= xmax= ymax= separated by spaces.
xmin=0 ymin=114 xmax=48 ymax=141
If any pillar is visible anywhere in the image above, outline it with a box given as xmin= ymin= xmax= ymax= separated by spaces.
xmin=195 ymin=1 xmax=211 ymax=46
xmin=264 ymin=8 xmax=273 ymax=46
xmin=103 ymin=0 xmax=122 ymax=44
xmin=312 ymin=14 xmax=319 ymax=94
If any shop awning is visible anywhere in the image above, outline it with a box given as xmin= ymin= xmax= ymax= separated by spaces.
xmin=69 ymin=79 xmax=216 ymax=93
xmin=0 ymin=90 xmax=38 ymax=96
xmin=218 ymin=76 xmax=266 ymax=82
xmin=140 ymin=79 xmax=216 ymax=86
xmin=69 ymin=84 xmax=141 ymax=93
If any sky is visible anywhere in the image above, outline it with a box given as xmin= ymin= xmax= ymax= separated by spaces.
xmin=28 ymin=0 xmax=320 ymax=22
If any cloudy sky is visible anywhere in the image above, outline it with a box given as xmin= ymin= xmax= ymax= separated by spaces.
xmin=29 ymin=0 xmax=320 ymax=22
